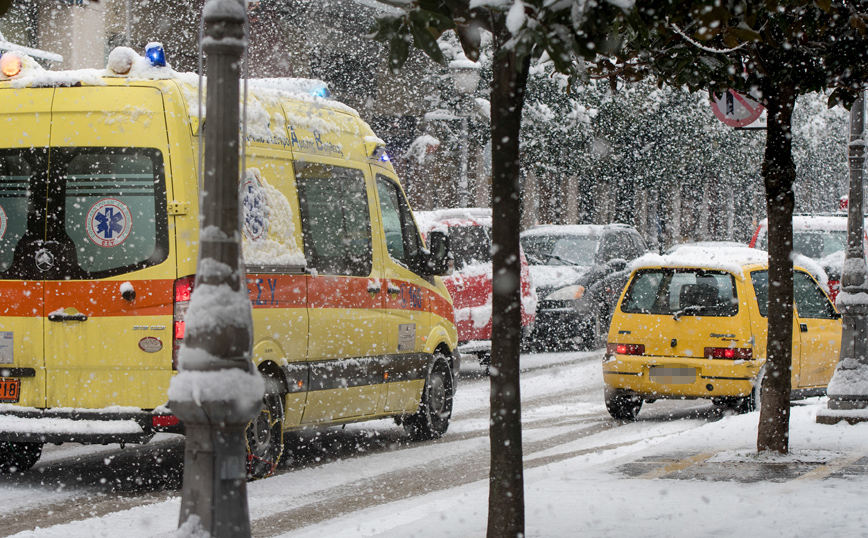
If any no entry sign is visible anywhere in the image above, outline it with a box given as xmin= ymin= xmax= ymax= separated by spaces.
xmin=710 ymin=89 xmax=764 ymax=128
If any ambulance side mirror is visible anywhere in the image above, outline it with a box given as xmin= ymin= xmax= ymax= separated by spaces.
xmin=423 ymin=230 xmax=453 ymax=276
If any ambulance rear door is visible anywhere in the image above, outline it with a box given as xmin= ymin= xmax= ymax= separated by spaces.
xmin=41 ymin=86 xmax=176 ymax=410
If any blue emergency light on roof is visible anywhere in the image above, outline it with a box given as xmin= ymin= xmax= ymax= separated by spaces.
xmin=310 ymin=86 xmax=330 ymax=98
xmin=379 ymin=151 xmax=390 ymax=162
xmin=146 ymin=43 xmax=166 ymax=67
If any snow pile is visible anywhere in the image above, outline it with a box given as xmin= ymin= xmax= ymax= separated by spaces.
xmin=825 ymin=357 xmax=868 ymax=396
xmin=241 ymin=169 xmax=306 ymax=267
xmin=0 ymin=415 xmax=143 ymax=435
xmin=167 ymin=367 xmax=264 ymax=405
xmin=403 ymin=135 xmax=440 ymax=165
xmin=528 ymin=265 xmax=586 ymax=290
xmin=521 ymin=223 xmax=609 ymax=238
xmin=176 ymin=515 xmax=210 ymax=538
xmin=243 ymin=92 xmax=289 ymax=142
xmin=178 ymin=277 xmax=252 ymax=349
xmin=455 ymin=300 xmax=492 ymax=330
xmin=175 ymin=257 xmax=255 ymax=373
xmin=202 ymin=0 xmax=246 ymax=19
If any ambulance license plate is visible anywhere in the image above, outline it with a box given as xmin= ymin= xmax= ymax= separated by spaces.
xmin=0 ymin=379 xmax=20 ymax=403
xmin=649 ymin=366 xmax=696 ymax=385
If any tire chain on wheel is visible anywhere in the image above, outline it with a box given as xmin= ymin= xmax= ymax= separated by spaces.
xmin=246 ymin=377 xmax=285 ymax=480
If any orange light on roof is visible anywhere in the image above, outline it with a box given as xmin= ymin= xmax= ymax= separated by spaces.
xmin=1 ymin=53 xmax=23 ymax=77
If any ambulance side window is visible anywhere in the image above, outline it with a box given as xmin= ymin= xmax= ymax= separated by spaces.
xmin=295 ymin=162 xmax=372 ymax=276
xmin=376 ymin=175 xmax=422 ymax=271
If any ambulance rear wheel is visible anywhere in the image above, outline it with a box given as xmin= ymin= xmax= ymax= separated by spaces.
xmin=246 ymin=377 xmax=285 ymax=480
xmin=604 ymin=387 xmax=642 ymax=421
xmin=405 ymin=357 xmax=453 ymax=441
xmin=0 ymin=441 xmax=42 ymax=473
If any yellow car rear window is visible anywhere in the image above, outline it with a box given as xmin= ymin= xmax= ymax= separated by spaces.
xmin=622 ymin=269 xmax=738 ymax=317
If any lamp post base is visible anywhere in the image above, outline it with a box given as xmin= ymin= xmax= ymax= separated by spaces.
xmin=171 ymin=396 xmax=262 ymax=538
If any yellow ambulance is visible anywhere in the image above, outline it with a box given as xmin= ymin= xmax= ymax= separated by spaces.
xmin=603 ymin=245 xmax=841 ymax=420
xmin=0 ymin=47 xmax=458 ymax=476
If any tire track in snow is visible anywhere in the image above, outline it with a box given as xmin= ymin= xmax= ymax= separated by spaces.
xmin=250 ymin=413 xmax=710 ymax=537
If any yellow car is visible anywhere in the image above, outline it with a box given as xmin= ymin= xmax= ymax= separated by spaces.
xmin=603 ymin=245 xmax=841 ymax=420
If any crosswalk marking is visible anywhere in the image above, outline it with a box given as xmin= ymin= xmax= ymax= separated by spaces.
xmin=637 ymin=452 xmax=718 ymax=479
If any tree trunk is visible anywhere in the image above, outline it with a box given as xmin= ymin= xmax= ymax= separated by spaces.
xmin=757 ymin=84 xmax=796 ymax=454
xmin=487 ymin=31 xmax=531 ymax=538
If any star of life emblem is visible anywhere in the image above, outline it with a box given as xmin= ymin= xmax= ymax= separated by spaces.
xmin=86 ymin=198 xmax=132 ymax=247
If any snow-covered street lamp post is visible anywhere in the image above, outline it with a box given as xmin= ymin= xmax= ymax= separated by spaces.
xmin=167 ymin=1 xmax=263 ymax=536
xmin=818 ymin=91 xmax=868 ymax=425
xmin=450 ymin=60 xmax=480 ymax=208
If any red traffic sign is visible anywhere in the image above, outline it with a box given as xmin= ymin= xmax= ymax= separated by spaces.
xmin=710 ymin=89 xmax=764 ymax=128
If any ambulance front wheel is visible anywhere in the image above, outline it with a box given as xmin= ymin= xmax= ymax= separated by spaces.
xmin=246 ymin=377 xmax=285 ymax=479
xmin=404 ymin=356 xmax=454 ymax=441
xmin=0 ymin=441 xmax=42 ymax=473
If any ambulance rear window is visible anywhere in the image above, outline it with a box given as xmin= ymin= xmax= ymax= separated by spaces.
xmin=0 ymin=152 xmax=37 ymax=273
xmin=61 ymin=148 xmax=167 ymax=274
xmin=0 ymin=147 xmax=168 ymax=280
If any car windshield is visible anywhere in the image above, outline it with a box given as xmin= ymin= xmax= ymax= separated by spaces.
xmin=757 ymin=229 xmax=847 ymax=258
xmin=521 ymin=234 xmax=597 ymax=266
xmin=450 ymin=225 xmax=492 ymax=270
xmin=621 ymin=268 xmax=738 ymax=317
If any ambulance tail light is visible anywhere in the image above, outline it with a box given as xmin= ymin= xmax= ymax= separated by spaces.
xmin=606 ymin=343 xmax=645 ymax=356
xmin=172 ymin=275 xmax=195 ymax=370
xmin=704 ymin=347 xmax=752 ymax=360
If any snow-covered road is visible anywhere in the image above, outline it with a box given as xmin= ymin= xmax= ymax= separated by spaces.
xmin=0 ymin=350 xmax=732 ymax=537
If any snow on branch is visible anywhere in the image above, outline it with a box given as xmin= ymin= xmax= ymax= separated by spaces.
xmin=669 ymin=22 xmax=748 ymax=54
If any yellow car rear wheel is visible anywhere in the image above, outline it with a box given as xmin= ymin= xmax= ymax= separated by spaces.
xmin=604 ymin=387 xmax=642 ymax=421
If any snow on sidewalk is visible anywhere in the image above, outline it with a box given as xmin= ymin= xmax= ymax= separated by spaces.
xmin=9 ymin=399 xmax=868 ymax=538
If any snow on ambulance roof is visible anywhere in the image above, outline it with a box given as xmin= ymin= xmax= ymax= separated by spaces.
xmin=630 ymin=245 xmax=769 ymax=277
xmin=0 ymin=47 xmax=360 ymax=121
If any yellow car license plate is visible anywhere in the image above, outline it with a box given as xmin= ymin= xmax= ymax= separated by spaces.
xmin=649 ymin=366 xmax=696 ymax=385
xmin=0 ymin=379 xmax=20 ymax=403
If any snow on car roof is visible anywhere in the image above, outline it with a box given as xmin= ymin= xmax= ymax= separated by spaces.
xmin=756 ymin=214 xmax=859 ymax=231
xmin=631 ymin=244 xmax=828 ymax=286
xmin=415 ymin=208 xmax=492 ymax=233
xmin=630 ymin=245 xmax=769 ymax=277
xmin=520 ymin=223 xmax=626 ymax=237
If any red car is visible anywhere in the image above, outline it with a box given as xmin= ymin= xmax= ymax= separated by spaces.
xmin=750 ymin=214 xmax=867 ymax=302
xmin=415 ymin=209 xmax=537 ymax=366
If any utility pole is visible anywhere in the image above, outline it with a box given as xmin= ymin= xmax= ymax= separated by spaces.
xmin=168 ymin=1 xmax=262 ymax=536
xmin=818 ymin=91 xmax=868 ymax=425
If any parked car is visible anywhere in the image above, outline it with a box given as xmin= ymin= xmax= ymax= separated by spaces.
xmin=603 ymin=245 xmax=841 ymax=420
xmin=520 ymin=224 xmax=647 ymax=350
xmin=750 ymin=214 xmax=867 ymax=301
xmin=415 ymin=209 xmax=537 ymax=367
